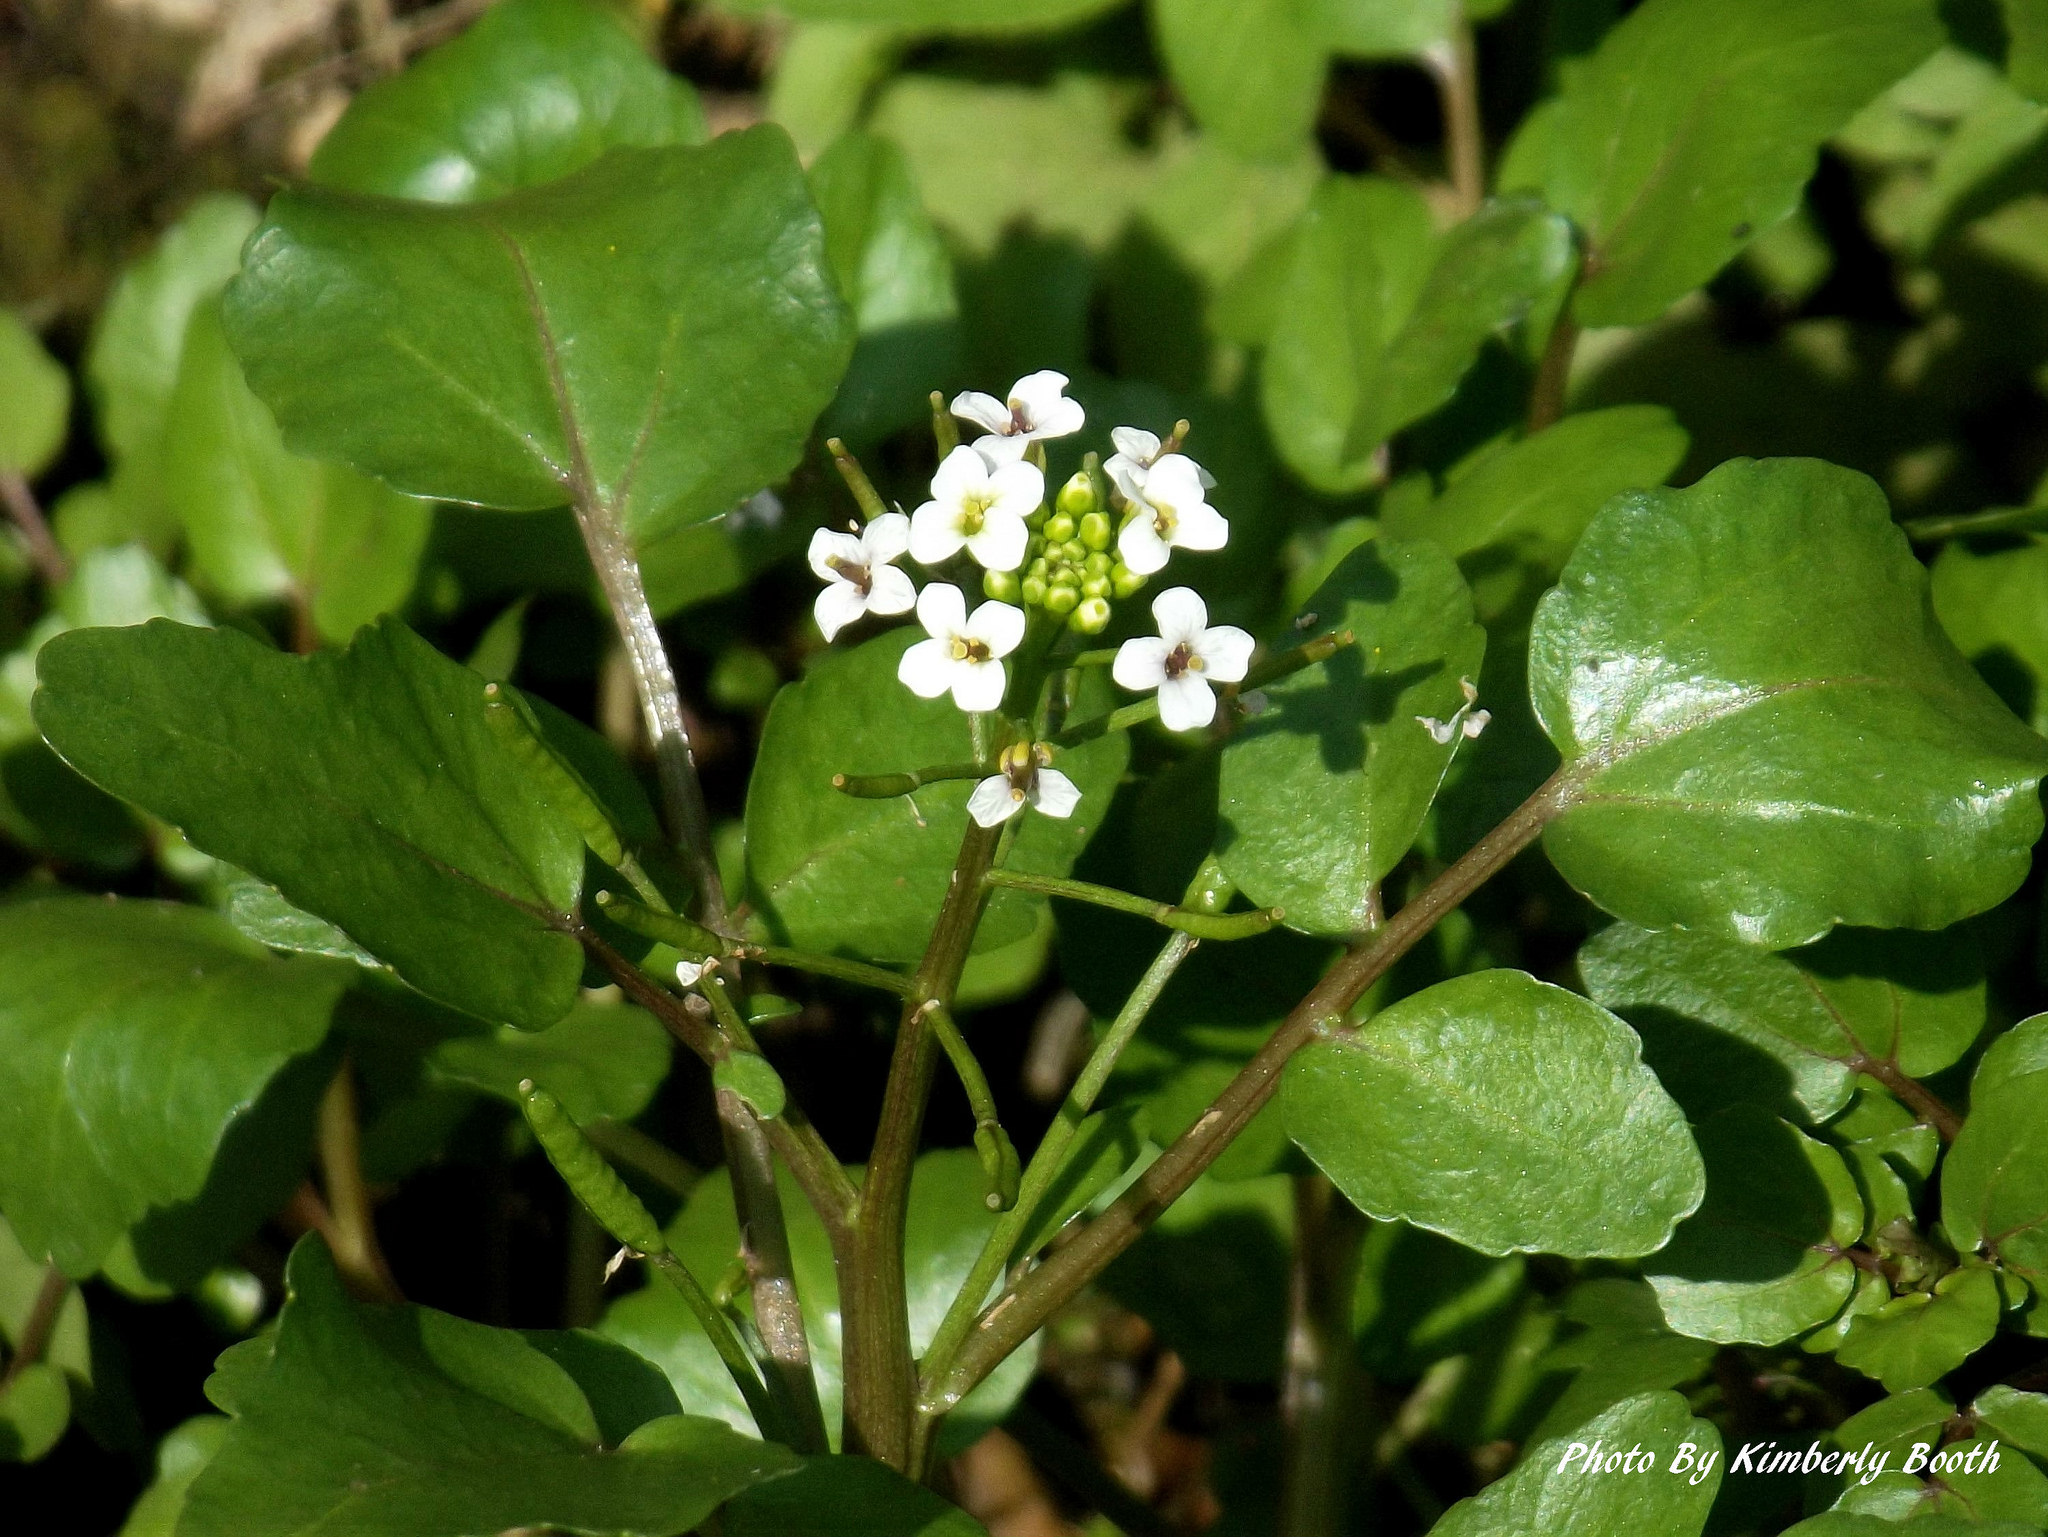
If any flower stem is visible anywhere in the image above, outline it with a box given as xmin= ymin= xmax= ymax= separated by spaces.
xmin=648 ymin=1250 xmax=789 ymax=1442
xmin=315 ymin=1058 xmax=402 ymax=1303
xmin=1528 ymin=313 xmax=1580 ymax=432
xmin=0 ymin=470 xmax=68 ymax=587
xmin=1424 ymin=13 xmax=1484 ymax=218
xmin=1902 ymin=504 xmax=2048 ymax=543
xmin=983 ymin=867 xmax=1281 ymax=939
xmin=0 ymin=1265 xmax=68 ymax=1391
xmin=595 ymin=889 xmax=916 ymax=996
xmin=924 ymin=770 xmax=1572 ymax=1413
xmin=1278 ymin=1175 xmax=1369 ymax=1536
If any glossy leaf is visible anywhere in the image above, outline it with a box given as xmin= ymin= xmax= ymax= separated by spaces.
xmin=1645 ymin=1106 xmax=1863 ymax=1346
xmin=1944 ymin=1014 xmax=2048 ymax=1281
xmin=0 ymin=898 xmax=348 ymax=1277
xmin=179 ymin=1238 xmax=795 ymax=1537
xmin=1150 ymin=0 xmax=1325 ymax=161
xmin=0 ymin=309 xmax=69 ymax=476
xmin=602 ymin=1151 xmax=1038 ymax=1453
xmin=1532 ymin=457 xmax=2048 ymax=949
xmin=165 ymin=297 xmax=431 ymax=642
xmin=1427 ymin=1392 xmax=1722 ymax=1537
xmin=309 ymin=0 xmax=705 ymax=202
xmin=1217 ymin=537 xmax=1485 ymax=935
xmin=722 ymin=1456 xmax=987 ymax=1535
xmin=1282 ymin=970 xmax=1704 ymax=1258
xmin=1497 ymin=0 xmax=1942 ymax=325
xmin=746 ymin=629 xmax=1125 ymax=963
xmin=224 ymin=128 xmax=854 ymax=543
xmin=34 ymin=618 xmax=588 ymax=1027
xmin=1531 ymin=1279 xmax=1718 ymax=1442
xmin=1931 ymin=535 xmax=2048 ymax=734
xmin=429 ymin=1001 xmax=671 ymax=1125
xmin=1579 ymin=922 xmax=1984 ymax=1125
xmin=1836 ymin=1267 xmax=2002 ymax=1393
xmin=116 ymin=1417 xmax=228 ymax=1537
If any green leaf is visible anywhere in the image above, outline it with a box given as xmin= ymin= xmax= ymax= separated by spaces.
xmin=1150 ymin=0 xmax=1325 ymax=161
xmin=1812 ymin=1385 xmax=2048 ymax=1524
xmin=1836 ymin=1267 xmax=2002 ymax=1392
xmin=1944 ymin=1014 xmax=2048 ymax=1281
xmin=0 ymin=1363 xmax=69 ymax=1463
xmin=1497 ymin=0 xmax=1942 ymax=325
xmin=1531 ymin=457 xmax=2048 ymax=949
xmin=179 ymin=1238 xmax=796 ymax=1537
xmin=165 ymin=296 xmax=430 ymax=642
xmin=1216 ymin=537 xmax=1486 ymax=936
xmin=1260 ymin=186 xmax=1573 ymax=489
xmin=1281 ymin=970 xmax=1704 ymax=1258
xmin=0 ymin=1218 xmax=89 ymax=1377
xmin=1931 ymin=534 xmax=2048 ymax=734
xmin=1427 ymin=1392 xmax=1722 ymax=1537
xmin=723 ymin=0 xmax=1117 ymax=32
xmin=0 ymin=309 xmax=69 ymax=477
xmin=0 ymin=898 xmax=348 ymax=1278
xmin=602 ymin=1151 xmax=1038 ymax=1454
xmin=309 ymin=0 xmax=704 ymax=202
xmin=808 ymin=130 xmax=960 ymax=444
xmin=34 ymin=618 xmax=588 ymax=1027
xmin=117 ymin=1416 xmax=229 ymax=1537
xmin=224 ymin=129 xmax=854 ymax=544
xmin=1579 ymin=922 xmax=1984 ymax=1125
xmin=1530 ymin=1279 xmax=1718 ymax=1442
xmin=1298 ymin=0 xmax=1456 ymax=56
xmin=722 ymin=1456 xmax=988 ymax=1535
xmin=427 ymin=999 xmax=672 ymax=1126
xmin=745 ymin=628 xmax=1125 ymax=964
xmin=2010 ymin=0 xmax=2048 ymax=103
xmin=1644 ymin=1106 xmax=1864 ymax=1346
xmin=1384 ymin=405 xmax=1689 ymax=574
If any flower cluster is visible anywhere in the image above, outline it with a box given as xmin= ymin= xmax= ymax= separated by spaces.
xmin=806 ymin=371 xmax=1246 ymax=827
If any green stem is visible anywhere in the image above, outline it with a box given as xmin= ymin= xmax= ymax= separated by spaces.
xmin=746 ymin=945 xmax=915 ymax=997
xmin=1277 ymin=1175 xmax=1369 ymax=1536
xmin=0 ymin=1265 xmax=68 ymax=1392
xmin=983 ymin=868 xmax=1280 ymax=940
xmin=1423 ymin=11 xmax=1484 ymax=218
xmin=914 ymin=931 xmax=1196 ymax=1449
xmin=596 ymin=890 xmax=914 ymax=997
xmin=922 ymin=1001 xmax=1002 ymax=1132
xmin=833 ymin=763 xmax=990 ymax=798
xmin=582 ymin=1119 xmax=699 ymax=1199
xmin=649 ymin=1251 xmax=789 ymax=1442
xmin=1528 ymin=312 xmax=1581 ymax=432
xmin=929 ymin=390 xmax=959 ymax=453
xmin=826 ymin=437 xmax=889 ymax=522
xmin=842 ymin=819 xmax=1002 ymax=1468
xmin=924 ymin=770 xmax=1572 ymax=1414
xmin=1901 ymin=504 xmax=2048 ymax=543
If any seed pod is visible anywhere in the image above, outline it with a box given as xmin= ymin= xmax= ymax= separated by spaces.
xmin=483 ymin=684 xmax=627 ymax=868
xmin=1078 ymin=511 xmax=1112 ymax=551
xmin=519 ymin=1079 xmax=667 ymax=1256
xmin=973 ymin=1121 xmax=1022 ymax=1212
xmin=1069 ymin=596 xmax=1112 ymax=634
xmin=1043 ymin=512 xmax=1077 ymax=543
xmin=983 ymin=568 xmax=1022 ymax=603
xmin=1055 ymin=471 xmax=1097 ymax=518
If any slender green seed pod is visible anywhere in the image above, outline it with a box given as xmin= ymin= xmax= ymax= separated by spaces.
xmin=519 ymin=1080 xmax=667 ymax=1256
xmin=1043 ymin=512 xmax=1077 ymax=544
xmin=1055 ymin=471 xmax=1097 ymax=519
xmin=1044 ymin=584 xmax=1080 ymax=617
xmin=483 ymin=684 xmax=627 ymax=868
xmin=1021 ymin=575 xmax=1049 ymax=608
xmin=1078 ymin=511 xmax=1112 ymax=551
xmin=973 ymin=1121 xmax=1022 ymax=1212
xmin=1111 ymin=563 xmax=1146 ymax=599
xmin=1081 ymin=575 xmax=1110 ymax=601
xmin=592 ymin=890 xmax=722 ymax=956
xmin=1069 ymin=596 xmax=1112 ymax=634
xmin=983 ymin=568 xmax=1022 ymax=603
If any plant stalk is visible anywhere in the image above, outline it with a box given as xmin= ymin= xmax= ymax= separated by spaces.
xmin=1528 ymin=313 xmax=1580 ymax=432
xmin=0 ymin=1265 xmax=68 ymax=1391
xmin=648 ymin=1250 xmax=789 ymax=1442
xmin=315 ymin=1058 xmax=402 ymax=1303
xmin=983 ymin=868 xmax=1280 ymax=940
xmin=926 ymin=770 xmax=1572 ymax=1412
xmin=1425 ymin=13 xmax=1485 ymax=218
xmin=1278 ymin=1175 xmax=1369 ymax=1537
xmin=0 ymin=471 xmax=68 ymax=587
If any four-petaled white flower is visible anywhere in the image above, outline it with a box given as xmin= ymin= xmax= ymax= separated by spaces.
xmin=1104 ymin=425 xmax=1215 ymax=502
xmin=951 ymin=371 xmax=1086 ymax=464
xmin=808 ymin=513 xmax=915 ymax=642
xmin=1114 ymin=453 xmax=1229 ymax=576
xmin=1112 ymin=587 xmax=1254 ymax=732
xmin=898 ymin=583 xmax=1026 ymax=713
xmin=967 ymin=740 xmax=1081 ymax=828
xmin=1417 ymin=677 xmax=1491 ymax=745
xmin=909 ymin=446 xmax=1041 ymax=572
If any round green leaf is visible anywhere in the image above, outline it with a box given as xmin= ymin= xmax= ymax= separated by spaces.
xmin=224 ymin=128 xmax=854 ymax=543
xmin=0 ymin=898 xmax=349 ymax=1278
xmin=1944 ymin=1014 xmax=2048 ymax=1280
xmin=310 ymin=0 xmax=705 ymax=202
xmin=1645 ymin=1106 xmax=1864 ymax=1346
xmin=0 ymin=1361 xmax=70 ymax=1463
xmin=1532 ymin=457 xmax=2048 ymax=950
xmin=179 ymin=1238 xmax=793 ymax=1537
xmin=1281 ymin=970 xmax=1704 ymax=1257
xmin=34 ymin=618 xmax=588 ymax=1028
xmin=1836 ymin=1267 xmax=2002 ymax=1393
xmin=722 ymin=1456 xmax=987 ymax=1536
xmin=1217 ymin=537 xmax=1485 ymax=935
xmin=0 ymin=309 xmax=70 ymax=478
xmin=1151 ymin=0 xmax=1326 ymax=162
xmin=1931 ymin=534 xmax=2048 ymax=734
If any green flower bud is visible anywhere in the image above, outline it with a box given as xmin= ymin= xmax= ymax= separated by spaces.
xmin=984 ymin=568 xmax=1022 ymax=603
xmin=1078 ymin=510 xmax=1112 ymax=551
xmin=1081 ymin=574 xmax=1110 ymax=600
xmin=1044 ymin=512 xmax=1077 ymax=543
xmin=1083 ymin=551 xmax=1112 ymax=578
xmin=1111 ymin=562 xmax=1146 ymax=599
xmin=1028 ymin=555 xmax=1049 ymax=581
xmin=1061 ymin=538 xmax=1086 ymax=564
xmin=1055 ymin=471 xmax=1098 ymax=519
xmin=1021 ymin=575 xmax=1048 ymax=608
xmin=1044 ymin=583 xmax=1080 ymax=617
xmin=1025 ymin=504 xmax=1049 ymax=530
xmin=1069 ymin=596 xmax=1112 ymax=634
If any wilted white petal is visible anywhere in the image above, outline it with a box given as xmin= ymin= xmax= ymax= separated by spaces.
xmin=862 ymin=511 xmax=911 ymax=564
xmin=1117 ymin=516 xmax=1171 ymax=575
xmin=1198 ymin=624 xmax=1255 ymax=683
xmin=899 ymin=637 xmax=956 ymax=698
xmin=968 ymin=600 xmax=1027 ymax=658
xmin=1150 ymin=586 xmax=1209 ymax=648
xmin=951 ymin=658 xmax=1008 ymax=713
xmin=1110 ymin=425 xmax=1161 ymax=464
xmin=1157 ymin=673 xmax=1217 ymax=732
xmin=814 ymin=582 xmax=869 ymax=642
xmin=675 ymin=959 xmax=704 ymax=987
xmin=1416 ymin=715 xmax=1457 ymax=745
xmin=968 ymin=775 xmax=1025 ymax=827
xmin=917 ymin=582 xmax=968 ymax=639
xmin=808 ymin=527 xmax=865 ymax=583
xmin=951 ymin=391 xmax=1012 ymax=434
xmin=1462 ymin=709 xmax=1492 ymax=738
xmin=1113 ymin=636 xmax=1173 ymax=691
xmin=866 ymin=564 xmax=917 ymax=616
xmin=1031 ymin=769 xmax=1082 ymax=818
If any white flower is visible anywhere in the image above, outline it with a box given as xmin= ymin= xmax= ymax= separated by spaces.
xmin=951 ymin=370 xmax=1086 ymax=464
xmin=675 ymin=958 xmax=705 ymax=987
xmin=909 ymin=445 xmax=1041 ymax=571
xmin=897 ymin=583 xmax=1026 ymax=713
xmin=967 ymin=741 xmax=1081 ymax=828
xmin=1114 ymin=453 xmax=1229 ymax=576
xmin=808 ymin=513 xmax=915 ymax=642
xmin=1417 ymin=677 xmax=1491 ymax=745
xmin=1112 ymin=587 xmax=1254 ymax=732
xmin=1104 ymin=425 xmax=1215 ymax=503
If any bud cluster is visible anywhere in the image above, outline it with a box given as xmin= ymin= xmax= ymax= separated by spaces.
xmin=984 ymin=470 xmax=1143 ymax=635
